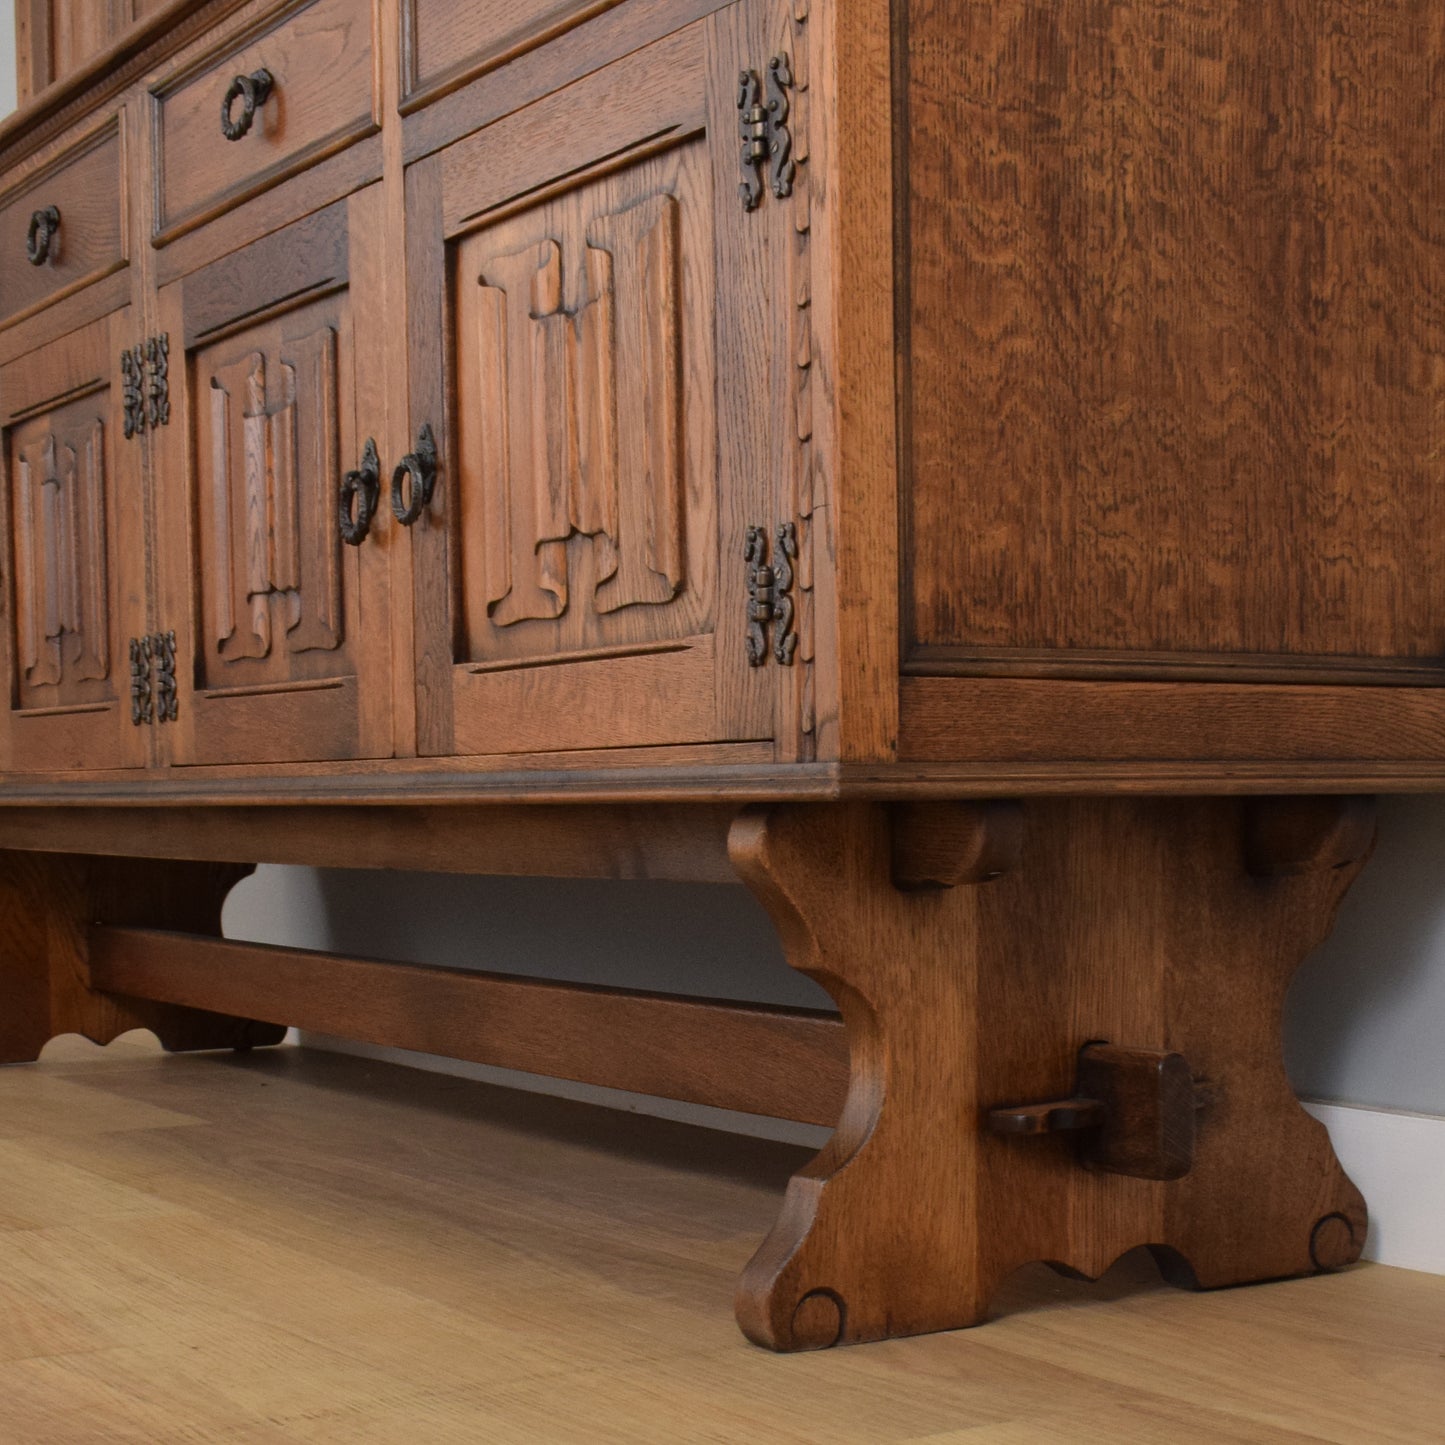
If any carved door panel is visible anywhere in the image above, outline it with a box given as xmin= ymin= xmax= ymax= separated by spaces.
xmin=406 ymin=3 xmax=798 ymax=757
xmin=0 ymin=309 xmax=148 ymax=773
xmin=153 ymin=190 xmax=393 ymax=766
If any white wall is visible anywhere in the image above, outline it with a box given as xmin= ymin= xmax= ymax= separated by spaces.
xmin=2 ymin=0 xmax=1440 ymax=1251
xmin=0 ymin=0 xmax=16 ymax=117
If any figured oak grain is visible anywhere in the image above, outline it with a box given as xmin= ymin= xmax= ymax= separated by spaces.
xmin=905 ymin=0 xmax=1445 ymax=676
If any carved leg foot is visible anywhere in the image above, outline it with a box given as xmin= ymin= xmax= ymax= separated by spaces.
xmin=729 ymin=798 xmax=1373 ymax=1351
xmin=0 ymin=852 xmax=286 ymax=1063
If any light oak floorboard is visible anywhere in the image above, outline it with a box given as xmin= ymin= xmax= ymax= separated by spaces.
xmin=0 ymin=1035 xmax=1440 ymax=1443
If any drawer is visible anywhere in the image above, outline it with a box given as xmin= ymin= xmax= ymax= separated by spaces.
xmin=152 ymin=0 xmax=378 ymax=242
xmin=0 ymin=118 xmax=126 ymax=329
xmin=401 ymin=0 xmax=621 ymax=109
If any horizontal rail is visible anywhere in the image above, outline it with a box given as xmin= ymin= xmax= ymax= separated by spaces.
xmin=87 ymin=927 xmax=848 ymax=1127
xmin=0 ymin=804 xmax=739 ymax=881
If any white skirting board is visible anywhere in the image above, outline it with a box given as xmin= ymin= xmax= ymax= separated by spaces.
xmin=1304 ymin=1101 xmax=1445 ymax=1277
xmin=301 ymin=1036 xmax=1444 ymax=1277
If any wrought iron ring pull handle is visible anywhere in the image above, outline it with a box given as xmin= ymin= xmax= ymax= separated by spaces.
xmin=339 ymin=438 xmax=382 ymax=546
xmin=26 ymin=206 xmax=60 ymax=265
xmin=221 ymin=68 xmax=275 ymax=141
xmin=392 ymin=423 xmax=438 ymax=526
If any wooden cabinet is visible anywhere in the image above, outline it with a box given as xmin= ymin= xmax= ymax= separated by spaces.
xmin=5 ymin=0 xmax=1444 ymax=779
xmin=5 ymin=0 xmax=1445 ymax=1359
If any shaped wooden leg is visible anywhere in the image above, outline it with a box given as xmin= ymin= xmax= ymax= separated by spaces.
xmin=730 ymin=798 xmax=1373 ymax=1351
xmin=0 ymin=851 xmax=286 ymax=1064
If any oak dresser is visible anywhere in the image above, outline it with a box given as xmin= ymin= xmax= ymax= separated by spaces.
xmin=0 ymin=0 xmax=1437 ymax=1350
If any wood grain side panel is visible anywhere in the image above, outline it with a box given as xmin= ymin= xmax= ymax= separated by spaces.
xmin=904 ymin=0 xmax=1445 ymax=670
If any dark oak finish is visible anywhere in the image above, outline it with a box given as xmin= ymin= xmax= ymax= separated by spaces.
xmin=153 ymin=192 xmax=393 ymax=765
xmin=0 ymin=850 xmax=282 ymax=1062
xmin=1 ymin=0 xmax=1439 ymax=1357
xmin=0 ymin=113 xmax=124 ymax=327
xmin=88 ymin=925 xmax=849 ymax=1124
xmin=0 ymin=309 xmax=148 ymax=773
xmin=406 ymin=11 xmax=782 ymax=758
xmin=903 ymin=0 xmax=1445 ymax=681
xmin=400 ymin=0 xmax=620 ymax=111
xmin=730 ymin=800 xmax=1370 ymax=1349
xmin=0 ymin=802 xmax=743 ymax=879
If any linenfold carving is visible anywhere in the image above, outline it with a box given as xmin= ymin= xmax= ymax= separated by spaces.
xmin=469 ymin=193 xmax=685 ymax=630
xmin=207 ymin=327 xmax=343 ymax=665
xmin=12 ymin=418 xmax=111 ymax=697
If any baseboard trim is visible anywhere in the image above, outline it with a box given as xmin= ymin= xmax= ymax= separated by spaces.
xmin=1305 ymin=1101 xmax=1445 ymax=1276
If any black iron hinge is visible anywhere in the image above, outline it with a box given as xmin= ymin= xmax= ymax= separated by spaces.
xmin=144 ymin=334 xmax=171 ymax=430
xmin=129 ymin=631 xmax=179 ymax=725
xmin=738 ymin=54 xmax=796 ymax=212
xmin=129 ymin=636 xmax=153 ymax=725
xmin=120 ymin=334 xmax=171 ymax=439
xmin=152 ymin=630 xmax=179 ymax=723
xmin=745 ymin=522 xmax=799 ymax=667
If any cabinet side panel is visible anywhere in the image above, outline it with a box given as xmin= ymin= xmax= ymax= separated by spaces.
xmin=903 ymin=0 xmax=1445 ymax=677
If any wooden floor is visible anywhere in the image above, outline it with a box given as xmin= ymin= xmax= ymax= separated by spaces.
xmin=1 ymin=1040 xmax=1442 ymax=1444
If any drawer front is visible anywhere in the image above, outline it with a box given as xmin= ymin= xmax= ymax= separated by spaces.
xmin=402 ymin=0 xmax=620 ymax=108
xmin=0 ymin=119 xmax=125 ymax=329
xmin=153 ymin=0 xmax=378 ymax=242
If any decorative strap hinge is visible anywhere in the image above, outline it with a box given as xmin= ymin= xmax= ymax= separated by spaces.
xmin=738 ymin=54 xmax=795 ymax=212
xmin=144 ymin=334 xmax=171 ymax=430
xmin=129 ymin=636 xmax=153 ymax=726
xmin=120 ymin=334 xmax=172 ymax=440
xmin=128 ymin=631 xmax=179 ymax=725
xmin=745 ymin=522 xmax=799 ymax=667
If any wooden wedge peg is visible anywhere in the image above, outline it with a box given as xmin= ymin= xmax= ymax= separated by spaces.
xmin=988 ymin=1044 xmax=1216 ymax=1182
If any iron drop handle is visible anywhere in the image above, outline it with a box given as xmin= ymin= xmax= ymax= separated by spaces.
xmin=392 ymin=423 xmax=438 ymax=526
xmin=221 ymin=68 xmax=275 ymax=141
xmin=339 ymin=438 xmax=382 ymax=546
xmin=26 ymin=206 xmax=59 ymax=265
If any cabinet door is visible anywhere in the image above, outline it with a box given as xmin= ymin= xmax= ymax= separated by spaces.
xmin=406 ymin=4 xmax=794 ymax=758
xmin=0 ymin=309 xmax=149 ymax=773
xmin=154 ymin=189 xmax=393 ymax=766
